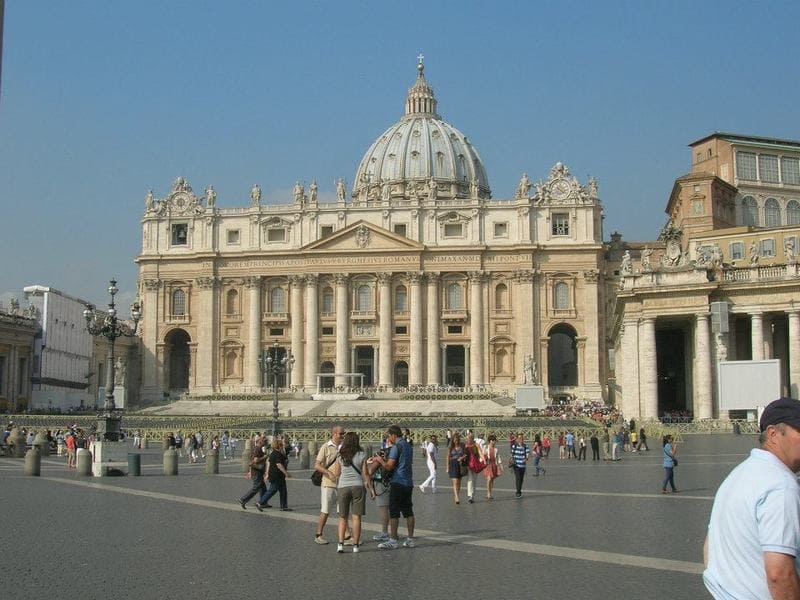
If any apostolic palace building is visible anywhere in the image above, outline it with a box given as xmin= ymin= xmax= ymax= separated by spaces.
xmin=131 ymin=60 xmax=800 ymax=419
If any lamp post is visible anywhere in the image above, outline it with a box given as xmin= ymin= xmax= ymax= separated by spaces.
xmin=259 ymin=341 xmax=294 ymax=437
xmin=83 ymin=279 xmax=141 ymax=442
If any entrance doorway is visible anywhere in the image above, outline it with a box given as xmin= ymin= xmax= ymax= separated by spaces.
xmin=355 ymin=346 xmax=374 ymax=386
xmin=445 ymin=345 xmax=465 ymax=386
xmin=166 ymin=329 xmax=190 ymax=391
xmin=656 ymin=328 xmax=688 ymax=416
xmin=393 ymin=361 xmax=409 ymax=388
xmin=319 ymin=361 xmax=334 ymax=390
xmin=548 ymin=324 xmax=577 ymax=386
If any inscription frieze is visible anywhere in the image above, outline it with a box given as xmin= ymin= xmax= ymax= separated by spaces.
xmin=222 ymin=255 xmax=419 ymax=269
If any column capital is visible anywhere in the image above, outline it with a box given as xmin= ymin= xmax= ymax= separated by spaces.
xmin=695 ymin=312 xmax=710 ymax=322
xmin=407 ymin=271 xmax=424 ymax=284
xmin=426 ymin=272 xmax=441 ymax=284
xmin=513 ymin=269 xmax=536 ymax=283
xmin=582 ymin=269 xmax=600 ymax=283
xmin=195 ymin=276 xmax=218 ymax=289
xmin=640 ymin=315 xmax=656 ymax=325
xmin=334 ymin=273 xmax=350 ymax=286
xmin=305 ymin=274 xmax=319 ymax=287
xmin=468 ymin=270 xmax=486 ymax=283
xmin=288 ymin=274 xmax=305 ymax=286
xmin=143 ymin=278 xmax=162 ymax=291
xmin=243 ymin=276 xmax=262 ymax=289
xmin=376 ymin=272 xmax=393 ymax=285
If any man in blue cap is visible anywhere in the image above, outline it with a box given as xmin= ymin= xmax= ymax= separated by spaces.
xmin=704 ymin=397 xmax=800 ymax=598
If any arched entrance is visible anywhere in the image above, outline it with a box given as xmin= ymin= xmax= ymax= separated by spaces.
xmin=393 ymin=361 xmax=409 ymax=388
xmin=319 ymin=361 xmax=335 ymax=391
xmin=548 ymin=324 xmax=577 ymax=387
xmin=165 ymin=329 xmax=191 ymax=391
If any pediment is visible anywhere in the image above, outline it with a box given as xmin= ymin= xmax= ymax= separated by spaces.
xmin=302 ymin=220 xmax=424 ymax=252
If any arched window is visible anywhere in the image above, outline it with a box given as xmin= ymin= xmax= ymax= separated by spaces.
xmin=225 ymin=289 xmax=238 ymax=316
xmin=765 ymin=198 xmax=781 ymax=228
xmin=322 ymin=287 xmax=334 ymax=313
xmin=172 ymin=289 xmax=186 ymax=316
xmin=446 ymin=283 xmax=463 ymax=309
xmin=495 ymin=283 xmax=508 ymax=310
xmin=554 ymin=282 xmax=569 ymax=310
xmin=394 ymin=285 xmax=407 ymax=311
xmin=495 ymin=349 xmax=507 ymax=374
xmin=357 ymin=285 xmax=372 ymax=311
xmin=270 ymin=287 xmax=285 ymax=313
xmin=787 ymin=200 xmax=800 ymax=226
xmin=742 ymin=196 xmax=759 ymax=227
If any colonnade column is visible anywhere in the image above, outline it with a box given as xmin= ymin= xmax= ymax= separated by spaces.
xmin=426 ymin=273 xmax=440 ymax=385
xmin=409 ymin=272 xmax=424 ymax=386
xmin=639 ymin=317 xmax=658 ymax=420
xmin=575 ymin=337 xmax=587 ymax=387
xmin=141 ymin=279 xmax=161 ymax=398
xmin=335 ymin=274 xmax=349 ymax=387
xmin=789 ymin=311 xmax=800 ymax=399
xmin=377 ymin=273 xmax=393 ymax=387
xmin=194 ymin=277 xmax=217 ymax=393
xmin=751 ymin=312 xmax=765 ymax=360
xmin=694 ymin=313 xmax=713 ymax=419
xmin=289 ymin=276 xmax=304 ymax=389
xmin=539 ymin=338 xmax=549 ymax=392
xmin=245 ymin=276 xmax=262 ymax=389
xmin=303 ymin=275 xmax=319 ymax=389
xmin=469 ymin=271 xmax=484 ymax=386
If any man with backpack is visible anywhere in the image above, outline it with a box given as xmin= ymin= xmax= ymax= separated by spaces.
xmin=372 ymin=424 xmax=416 ymax=549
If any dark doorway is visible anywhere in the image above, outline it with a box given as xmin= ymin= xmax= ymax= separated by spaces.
xmin=445 ymin=345 xmax=465 ymax=386
xmin=394 ymin=361 xmax=409 ymax=388
xmin=355 ymin=346 xmax=374 ymax=386
xmin=548 ymin=324 xmax=577 ymax=386
xmin=320 ymin=361 xmax=334 ymax=390
xmin=656 ymin=328 xmax=687 ymax=416
xmin=166 ymin=329 xmax=191 ymax=390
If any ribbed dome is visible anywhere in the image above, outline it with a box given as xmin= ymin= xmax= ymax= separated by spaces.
xmin=352 ymin=60 xmax=491 ymax=202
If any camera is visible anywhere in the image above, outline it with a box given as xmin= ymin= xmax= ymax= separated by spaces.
xmin=374 ymin=449 xmax=386 ymax=458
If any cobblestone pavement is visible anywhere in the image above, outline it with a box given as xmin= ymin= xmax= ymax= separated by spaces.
xmin=1 ymin=434 xmax=756 ymax=599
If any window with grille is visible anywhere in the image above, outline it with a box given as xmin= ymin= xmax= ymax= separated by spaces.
xmin=394 ymin=286 xmax=407 ymax=311
xmin=764 ymin=198 xmax=782 ymax=228
xmin=357 ymin=285 xmax=372 ymax=311
xmin=729 ymin=242 xmax=744 ymax=261
xmin=760 ymin=239 xmax=776 ymax=257
xmin=736 ymin=152 xmax=757 ymax=180
xmin=446 ymin=283 xmax=463 ymax=309
xmin=270 ymin=288 xmax=285 ymax=312
xmin=172 ymin=289 xmax=186 ymax=315
xmin=759 ymin=155 xmax=779 ymax=183
xmin=394 ymin=223 xmax=407 ymax=237
xmin=787 ymin=200 xmax=800 ymax=225
xmin=742 ymin=196 xmax=759 ymax=226
xmin=552 ymin=213 xmax=570 ymax=236
xmin=322 ymin=288 xmax=334 ymax=313
xmin=781 ymin=157 xmax=800 ymax=185
xmin=171 ymin=224 xmax=188 ymax=245
xmin=554 ymin=282 xmax=569 ymax=310
xmin=225 ymin=289 xmax=238 ymax=315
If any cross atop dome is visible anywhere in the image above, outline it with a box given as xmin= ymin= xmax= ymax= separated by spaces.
xmin=405 ymin=56 xmax=439 ymax=118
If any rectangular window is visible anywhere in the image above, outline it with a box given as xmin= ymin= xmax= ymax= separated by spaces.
xmin=447 ymin=325 xmax=463 ymax=335
xmin=759 ymin=154 xmax=779 ymax=183
xmin=321 ymin=225 xmax=334 ymax=238
xmin=395 ymin=325 xmax=408 ymax=335
xmin=393 ymin=223 xmax=407 ymax=237
xmin=493 ymin=222 xmax=508 ymax=238
xmin=267 ymin=228 xmax=286 ymax=242
xmin=781 ymin=157 xmax=800 ymax=185
xmin=443 ymin=223 xmax=463 ymax=238
xmin=171 ymin=223 xmax=188 ymax=245
xmin=760 ymin=239 xmax=776 ymax=257
xmin=268 ymin=328 xmax=284 ymax=337
xmin=736 ymin=151 xmax=757 ymax=181
xmin=322 ymin=326 xmax=334 ymax=336
xmin=552 ymin=213 xmax=570 ymax=236
xmin=729 ymin=242 xmax=744 ymax=261
xmin=226 ymin=229 xmax=240 ymax=245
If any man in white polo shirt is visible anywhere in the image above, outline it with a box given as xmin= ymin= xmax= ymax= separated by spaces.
xmin=703 ymin=397 xmax=800 ymax=599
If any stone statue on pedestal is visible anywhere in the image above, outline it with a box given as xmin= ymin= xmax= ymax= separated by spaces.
xmin=336 ymin=178 xmax=346 ymax=202
xmin=250 ymin=184 xmax=262 ymax=206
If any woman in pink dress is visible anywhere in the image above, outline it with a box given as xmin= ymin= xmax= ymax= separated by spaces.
xmin=482 ymin=434 xmax=503 ymax=499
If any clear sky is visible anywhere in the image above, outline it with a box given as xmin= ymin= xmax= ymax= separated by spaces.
xmin=2 ymin=1 xmax=799 ymax=309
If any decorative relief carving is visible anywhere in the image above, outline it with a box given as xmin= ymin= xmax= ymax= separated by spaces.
xmin=355 ymin=323 xmax=375 ymax=337
xmin=396 ymin=344 xmax=409 ymax=355
xmin=338 ymin=211 xmax=346 ymax=221
xmin=513 ymin=270 xmax=535 ymax=283
xmin=195 ymin=277 xmax=217 ymax=289
xmin=426 ymin=272 xmax=440 ymax=284
xmin=334 ymin=273 xmax=349 ymax=286
xmin=376 ymin=272 xmax=393 ymax=285
xmin=288 ymin=275 xmax=304 ymax=287
xmin=143 ymin=279 xmax=161 ymax=291
xmin=535 ymin=163 xmax=593 ymax=206
xmin=583 ymin=270 xmax=600 ymax=282
xmin=355 ymin=224 xmax=371 ymax=248
xmin=468 ymin=271 xmax=485 ymax=283
xmin=243 ymin=276 xmax=262 ymax=289
xmin=305 ymin=274 xmax=319 ymax=287
xmin=321 ymin=344 xmax=335 ymax=357
xmin=407 ymin=271 xmax=423 ymax=284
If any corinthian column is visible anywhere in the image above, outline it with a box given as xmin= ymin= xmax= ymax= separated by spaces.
xmin=409 ymin=272 xmax=424 ymax=386
xmin=194 ymin=276 xmax=217 ymax=393
xmin=789 ymin=311 xmax=800 ymax=399
xmin=304 ymin=275 xmax=319 ymax=388
xmin=335 ymin=273 xmax=349 ymax=386
xmin=426 ymin=273 xmax=440 ymax=385
xmin=289 ymin=275 xmax=304 ymax=389
xmin=244 ymin=276 xmax=262 ymax=388
xmin=469 ymin=271 xmax=485 ymax=386
xmin=639 ymin=317 xmax=658 ymax=420
xmin=141 ymin=278 xmax=161 ymax=400
xmin=694 ymin=313 xmax=712 ymax=419
xmin=377 ymin=272 xmax=393 ymax=387
xmin=751 ymin=312 xmax=765 ymax=360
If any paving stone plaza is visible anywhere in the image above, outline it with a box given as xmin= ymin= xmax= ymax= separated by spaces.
xmin=1 ymin=433 xmax=756 ymax=598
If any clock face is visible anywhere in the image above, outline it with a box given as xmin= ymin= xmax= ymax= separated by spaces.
xmin=551 ymin=180 xmax=570 ymax=200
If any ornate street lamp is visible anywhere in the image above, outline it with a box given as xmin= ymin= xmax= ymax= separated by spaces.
xmin=259 ymin=341 xmax=295 ymax=437
xmin=83 ymin=279 xmax=141 ymax=442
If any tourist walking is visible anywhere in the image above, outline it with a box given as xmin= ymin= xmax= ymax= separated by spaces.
xmin=542 ymin=434 xmax=551 ymax=458
xmin=558 ymin=432 xmax=566 ymax=459
xmin=256 ymin=435 xmax=293 ymax=511
xmin=590 ymin=432 xmax=600 ymax=461
xmin=239 ymin=435 xmax=268 ymax=509
xmin=372 ymin=424 xmax=415 ymax=549
xmin=483 ymin=434 xmax=503 ymax=499
xmin=447 ymin=432 xmax=467 ymax=504
xmin=195 ymin=431 xmax=206 ymax=459
xmin=186 ymin=433 xmax=197 ymax=463
xmin=565 ymin=430 xmax=576 ymax=459
xmin=221 ymin=431 xmax=230 ymax=459
xmin=419 ymin=434 xmax=438 ymax=494
xmin=637 ymin=427 xmax=649 ymax=451
xmin=602 ymin=428 xmax=611 ymax=460
xmin=175 ymin=431 xmax=183 ymax=457
xmin=464 ymin=431 xmax=485 ymax=503
xmin=510 ymin=432 xmax=530 ymax=498
xmin=334 ymin=432 xmax=368 ymax=553
xmin=531 ymin=433 xmax=546 ymax=476
xmin=65 ymin=430 xmax=76 ymax=468
xmin=313 ymin=424 xmax=345 ymax=545
xmin=661 ymin=434 xmax=678 ymax=494
xmin=612 ymin=429 xmax=622 ymax=461
xmin=578 ymin=436 xmax=587 ymax=460
xmin=132 ymin=430 xmax=141 ymax=449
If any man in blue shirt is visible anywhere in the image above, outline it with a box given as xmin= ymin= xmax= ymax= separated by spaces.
xmin=510 ymin=432 xmax=530 ymax=498
xmin=704 ymin=398 xmax=800 ymax=598
xmin=372 ymin=424 xmax=415 ymax=550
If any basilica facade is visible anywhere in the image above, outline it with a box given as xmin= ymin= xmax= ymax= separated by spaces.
xmin=136 ymin=61 xmax=606 ymax=404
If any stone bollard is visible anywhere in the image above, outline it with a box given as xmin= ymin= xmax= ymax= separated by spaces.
xmin=76 ymin=448 xmax=92 ymax=476
xmin=299 ymin=446 xmax=310 ymax=469
xmin=206 ymin=448 xmax=219 ymax=475
xmin=33 ymin=432 xmax=50 ymax=457
xmin=163 ymin=448 xmax=178 ymax=476
xmin=8 ymin=427 xmax=26 ymax=458
xmin=24 ymin=447 xmax=41 ymax=476
xmin=128 ymin=453 xmax=142 ymax=476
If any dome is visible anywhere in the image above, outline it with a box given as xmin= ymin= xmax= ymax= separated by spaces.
xmin=352 ymin=59 xmax=491 ymax=202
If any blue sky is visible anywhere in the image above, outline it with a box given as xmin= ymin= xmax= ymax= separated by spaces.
xmin=2 ymin=1 xmax=799 ymax=308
